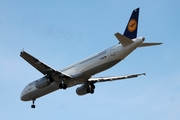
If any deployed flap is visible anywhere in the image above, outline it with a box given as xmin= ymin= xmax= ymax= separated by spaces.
xmin=138 ymin=43 xmax=163 ymax=47
xmin=20 ymin=50 xmax=72 ymax=78
xmin=88 ymin=73 xmax=145 ymax=83
xmin=115 ymin=32 xmax=133 ymax=46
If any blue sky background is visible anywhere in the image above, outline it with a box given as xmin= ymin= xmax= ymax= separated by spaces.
xmin=0 ymin=0 xmax=180 ymax=120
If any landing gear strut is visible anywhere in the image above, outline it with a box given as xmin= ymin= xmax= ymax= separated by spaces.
xmin=31 ymin=99 xmax=36 ymax=108
xmin=87 ymin=83 xmax=95 ymax=94
xmin=59 ymin=82 xmax=67 ymax=89
xmin=59 ymin=77 xmax=67 ymax=90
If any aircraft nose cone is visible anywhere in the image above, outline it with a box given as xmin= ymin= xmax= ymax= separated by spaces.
xmin=20 ymin=93 xmax=25 ymax=101
xmin=20 ymin=91 xmax=27 ymax=101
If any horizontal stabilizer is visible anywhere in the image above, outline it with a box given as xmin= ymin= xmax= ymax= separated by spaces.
xmin=115 ymin=32 xmax=133 ymax=46
xmin=138 ymin=43 xmax=163 ymax=47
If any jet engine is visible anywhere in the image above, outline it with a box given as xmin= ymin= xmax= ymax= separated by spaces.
xmin=35 ymin=76 xmax=54 ymax=89
xmin=76 ymin=82 xmax=95 ymax=96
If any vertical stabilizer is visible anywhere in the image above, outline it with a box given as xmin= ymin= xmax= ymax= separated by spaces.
xmin=123 ymin=8 xmax=139 ymax=39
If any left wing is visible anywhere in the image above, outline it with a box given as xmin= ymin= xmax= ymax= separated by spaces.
xmin=20 ymin=50 xmax=72 ymax=78
xmin=88 ymin=73 xmax=145 ymax=83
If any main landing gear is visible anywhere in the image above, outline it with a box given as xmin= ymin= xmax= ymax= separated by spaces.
xmin=87 ymin=83 xmax=95 ymax=94
xmin=59 ymin=77 xmax=67 ymax=90
xmin=59 ymin=81 xmax=67 ymax=89
xmin=31 ymin=99 xmax=36 ymax=108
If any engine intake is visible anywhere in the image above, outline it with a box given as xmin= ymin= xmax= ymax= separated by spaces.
xmin=35 ymin=76 xmax=54 ymax=89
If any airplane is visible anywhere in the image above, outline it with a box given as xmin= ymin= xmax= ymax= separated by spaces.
xmin=20 ymin=8 xmax=162 ymax=108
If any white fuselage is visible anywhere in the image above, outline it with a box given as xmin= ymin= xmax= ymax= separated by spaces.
xmin=20 ymin=37 xmax=144 ymax=101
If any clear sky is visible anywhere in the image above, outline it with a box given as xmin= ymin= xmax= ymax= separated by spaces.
xmin=0 ymin=0 xmax=180 ymax=120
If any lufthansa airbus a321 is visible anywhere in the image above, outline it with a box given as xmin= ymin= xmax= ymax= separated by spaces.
xmin=20 ymin=8 xmax=162 ymax=108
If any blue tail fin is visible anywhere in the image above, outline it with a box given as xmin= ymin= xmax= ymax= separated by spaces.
xmin=123 ymin=8 xmax=139 ymax=39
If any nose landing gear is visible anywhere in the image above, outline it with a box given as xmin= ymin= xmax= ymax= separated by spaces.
xmin=31 ymin=99 xmax=36 ymax=108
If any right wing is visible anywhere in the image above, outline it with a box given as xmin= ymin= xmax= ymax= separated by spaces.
xmin=20 ymin=50 xmax=72 ymax=78
xmin=88 ymin=73 xmax=145 ymax=83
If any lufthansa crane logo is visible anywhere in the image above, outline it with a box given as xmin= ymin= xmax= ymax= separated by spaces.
xmin=128 ymin=19 xmax=137 ymax=32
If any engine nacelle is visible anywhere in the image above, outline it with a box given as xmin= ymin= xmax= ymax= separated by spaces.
xmin=35 ymin=76 xmax=54 ymax=89
xmin=76 ymin=83 xmax=89 ymax=96
xmin=76 ymin=83 xmax=95 ymax=96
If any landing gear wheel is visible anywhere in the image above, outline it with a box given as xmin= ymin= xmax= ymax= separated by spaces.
xmin=87 ymin=83 xmax=95 ymax=94
xmin=62 ymin=84 xmax=67 ymax=89
xmin=59 ymin=77 xmax=67 ymax=90
xmin=59 ymin=83 xmax=63 ymax=89
xmin=31 ymin=99 xmax=36 ymax=109
xmin=87 ymin=88 xmax=95 ymax=94
xmin=90 ymin=89 xmax=94 ymax=94
xmin=91 ymin=84 xmax=95 ymax=89
xmin=31 ymin=105 xmax=35 ymax=108
xmin=59 ymin=83 xmax=67 ymax=90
